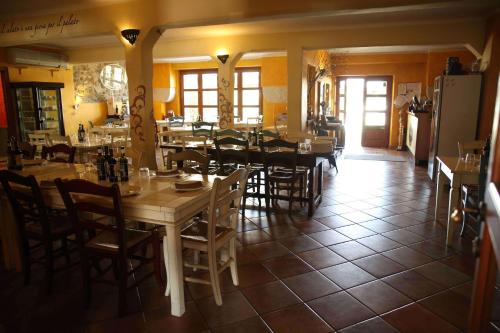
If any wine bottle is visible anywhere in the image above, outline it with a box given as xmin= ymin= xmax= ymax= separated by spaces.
xmin=119 ymin=146 xmax=129 ymax=181
xmin=77 ymin=124 xmax=85 ymax=143
xmin=96 ymin=148 xmax=106 ymax=180
xmin=7 ymin=139 xmax=14 ymax=170
xmin=108 ymin=149 xmax=118 ymax=182
xmin=13 ymin=138 xmax=23 ymax=170
xmin=103 ymin=145 xmax=110 ymax=179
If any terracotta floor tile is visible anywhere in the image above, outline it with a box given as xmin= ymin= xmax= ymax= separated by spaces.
xmin=320 ymin=262 xmax=376 ymax=289
xmin=382 ymin=303 xmax=460 ymax=333
xmin=262 ymin=254 xmax=313 ymax=278
xmin=383 ymin=204 xmax=415 ymax=214
xmin=324 ymin=204 xmax=356 ymax=215
xmin=312 ymin=206 xmax=336 ymax=219
xmin=283 ymin=271 xmax=340 ymax=301
xmin=329 ymin=241 xmax=375 ymax=260
xmin=297 ymin=247 xmax=346 ymax=269
xmin=196 ymin=290 xmax=257 ymax=328
xmin=418 ymin=290 xmax=471 ymax=331
xmin=241 ymin=281 xmax=301 ymax=314
xmin=237 ymin=230 xmax=273 ymax=246
xmin=236 ymin=263 xmax=276 ymax=288
xmin=246 ymin=241 xmax=291 ymax=260
xmin=440 ymin=254 xmax=476 ymax=276
xmin=308 ymin=229 xmax=350 ymax=246
xmin=292 ymin=219 xmax=331 ymax=234
xmin=308 ymin=291 xmax=375 ymax=330
xmin=382 ymin=246 xmax=433 ymax=268
xmin=339 ymin=317 xmax=399 ymax=333
xmin=335 ymin=224 xmax=376 ymax=239
xmin=409 ymin=240 xmax=455 ymax=259
xmin=450 ymin=282 xmax=473 ymax=300
xmin=357 ymin=234 xmax=403 ymax=252
xmin=146 ymin=301 xmax=208 ymax=333
xmin=278 ymin=235 xmax=323 ymax=253
xmin=382 ymin=214 xmax=421 ymax=228
xmin=87 ymin=313 xmax=147 ymax=333
xmin=382 ymin=270 xmax=445 ymax=300
xmin=347 ymin=280 xmax=412 ymax=314
xmin=364 ymin=207 xmax=397 ymax=219
xmin=187 ymin=270 xmax=238 ymax=300
xmin=414 ymin=262 xmax=471 ymax=287
xmin=211 ymin=316 xmax=271 ymax=333
xmin=405 ymin=223 xmax=447 ymax=238
xmin=382 ymin=229 xmax=424 ymax=245
xmin=352 ymin=254 xmax=406 ymax=278
xmin=262 ymin=225 xmax=302 ymax=240
xmin=359 ymin=219 xmax=401 ymax=233
xmin=262 ymin=303 xmax=332 ymax=333
xmin=340 ymin=211 xmax=376 ymax=223
xmin=249 ymin=215 xmax=292 ymax=229
xmin=317 ymin=215 xmax=354 ymax=229
xmin=346 ymin=200 xmax=376 ymax=210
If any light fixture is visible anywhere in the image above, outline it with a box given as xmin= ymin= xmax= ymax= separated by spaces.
xmin=217 ymin=54 xmax=229 ymax=64
xmin=121 ymin=29 xmax=140 ymax=45
xmin=73 ymin=95 xmax=82 ymax=110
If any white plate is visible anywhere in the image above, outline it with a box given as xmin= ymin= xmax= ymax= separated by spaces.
xmin=121 ymin=186 xmax=142 ymax=197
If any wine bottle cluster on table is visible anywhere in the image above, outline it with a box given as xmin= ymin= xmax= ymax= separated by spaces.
xmin=96 ymin=146 xmax=129 ymax=182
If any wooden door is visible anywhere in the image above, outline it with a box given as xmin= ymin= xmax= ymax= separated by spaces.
xmin=361 ymin=76 xmax=392 ymax=148
xmin=469 ymin=76 xmax=500 ymax=332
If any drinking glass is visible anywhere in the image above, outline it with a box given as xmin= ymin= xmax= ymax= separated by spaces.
xmin=465 ymin=153 xmax=474 ymax=164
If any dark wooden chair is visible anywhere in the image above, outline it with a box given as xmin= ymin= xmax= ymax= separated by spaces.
xmin=215 ymin=128 xmax=245 ymax=139
xmin=54 ymin=178 xmax=164 ymax=317
xmin=0 ymin=170 xmax=75 ymax=293
xmin=41 ymin=144 xmax=76 ymax=163
xmin=258 ymin=129 xmax=280 ymax=143
xmin=166 ymin=149 xmax=210 ymax=175
xmin=260 ymin=139 xmax=302 ymax=215
xmin=214 ymin=137 xmax=262 ymax=220
xmin=192 ymin=121 xmax=214 ymax=138
xmin=19 ymin=142 xmax=36 ymax=160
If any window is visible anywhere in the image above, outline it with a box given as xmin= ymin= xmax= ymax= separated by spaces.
xmin=180 ymin=69 xmax=218 ymax=122
xmin=234 ymin=68 xmax=261 ymax=122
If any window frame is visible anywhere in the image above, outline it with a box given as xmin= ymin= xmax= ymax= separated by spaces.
xmin=179 ymin=68 xmax=218 ymax=122
xmin=234 ymin=67 xmax=262 ymax=121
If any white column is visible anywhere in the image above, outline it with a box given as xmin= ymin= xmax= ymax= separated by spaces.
xmin=287 ymin=46 xmax=307 ymax=134
xmin=216 ymin=52 xmax=242 ymax=129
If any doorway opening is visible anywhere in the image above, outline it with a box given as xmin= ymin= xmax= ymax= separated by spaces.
xmin=336 ymin=76 xmax=393 ymax=151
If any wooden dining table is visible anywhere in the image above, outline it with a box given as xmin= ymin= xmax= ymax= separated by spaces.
xmin=160 ymin=142 xmax=329 ymax=216
xmin=0 ymin=161 xmax=220 ymax=317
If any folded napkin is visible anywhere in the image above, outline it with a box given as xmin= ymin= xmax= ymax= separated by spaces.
xmin=175 ymin=180 xmax=203 ymax=190
xmin=157 ymin=169 xmax=180 ymax=176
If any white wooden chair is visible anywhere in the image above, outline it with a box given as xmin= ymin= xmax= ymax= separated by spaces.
xmin=49 ymin=135 xmax=72 ymax=146
xmin=274 ymin=113 xmax=288 ymax=137
xmin=179 ymin=167 xmax=250 ymax=305
xmin=109 ymin=129 xmax=129 ymax=148
xmin=458 ymin=140 xmax=485 ymax=159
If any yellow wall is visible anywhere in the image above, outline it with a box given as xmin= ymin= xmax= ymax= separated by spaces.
xmin=152 ymin=56 xmax=288 ymax=127
xmin=6 ymin=66 xmax=107 ymax=136
xmin=331 ymin=49 xmax=476 ymax=148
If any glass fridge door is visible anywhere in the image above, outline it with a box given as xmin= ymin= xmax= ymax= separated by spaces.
xmin=15 ymin=87 xmax=36 ymax=141
xmin=38 ymin=89 xmax=61 ymax=134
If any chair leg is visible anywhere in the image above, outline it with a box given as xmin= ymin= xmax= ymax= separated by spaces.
xmin=288 ymin=181 xmax=295 ymax=216
xmin=44 ymin=241 xmax=54 ymax=294
xmin=209 ymin=252 xmax=222 ymax=305
xmin=151 ymin=234 xmax=165 ymax=290
xmin=241 ymin=182 xmax=248 ymax=222
xmin=264 ymin=180 xmax=271 ymax=216
xmin=118 ymin=259 xmax=128 ymax=317
xmin=229 ymin=238 xmax=239 ymax=286
xmin=257 ymin=173 xmax=262 ymax=210
xmin=21 ymin=239 xmax=31 ymax=286
xmin=193 ymin=250 xmax=200 ymax=272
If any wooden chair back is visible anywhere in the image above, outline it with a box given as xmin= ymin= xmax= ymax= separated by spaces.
xmin=28 ymin=133 xmax=51 ymax=149
xmin=166 ymin=150 xmax=209 ymax=174
xmin=192 ymin=121 xmax=214 ymax=138
xmin=214 ymin=137 xmax=249 ymax=175
xmin=0 ymin=170 xmax=50 ymax=238
xmin=41 ymin=144 xmax=76 ymax=163
xmin=258 ymin=129 xmax=280 ymax=142
xmin=109 ymin=130 xmax=129 ymax=148
xmin=181 ymin=136 xmax=208 ymax=154
xmin=168 ymin=116 xmax=184 ymax=127
xmin=260 ymin=139 xmax=298 ymax=177
xmin=207 ymin=168 xmax=250 ymax=244
xmin=54 ymin=178 xmax=126 ymax=254
xmin=19 ymin=142 xmax=36 ymax=160
xmin=458 ymin=140 xmax=485 ymax=158
xmin=215 ymin=128 xmax=245 ymax=139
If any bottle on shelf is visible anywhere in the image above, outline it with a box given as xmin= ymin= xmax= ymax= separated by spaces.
xmin=119 ymin=146 xmax=129 ymax=182
xmin=107 ymin=149 xmax=118 ymax=182
xmin=7 ymin=137 xmax=23 ymax=171
xmin=96 ymin=148 xmax=106 ymax=181
xmin=77 ymin=124 xmax=86 ymax=143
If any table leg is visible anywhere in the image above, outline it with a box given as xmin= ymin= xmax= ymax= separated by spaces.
xmin=317 ymin=161 xmax=323 ymax=198
xmin=308 ymin=164 xmax=315 ymax=217
xmin=446 ymin=179 xmax=461 ymax=246
xmin=434 ymin=166 xmax=445 ymax=222
xmin=164 ymin=224 xmax=185 ymax=317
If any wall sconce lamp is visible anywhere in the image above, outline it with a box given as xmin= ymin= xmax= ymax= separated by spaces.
xmin=217 ymin=54 xmax=229 ymax=64
xmin=121 ymin=29 xmax=140 ymax=45
xmin=73 ymin=95 xmax=82 ymax=110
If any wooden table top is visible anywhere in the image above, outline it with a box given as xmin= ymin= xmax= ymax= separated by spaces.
xmin=437 ymin=156 xmax=480 ymax=175
xmin=0 ymin=162 xmax=219 ymax=226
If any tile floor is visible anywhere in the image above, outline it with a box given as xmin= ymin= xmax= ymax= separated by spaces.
xmin=0 ymin=153 xmax=482 ymax=332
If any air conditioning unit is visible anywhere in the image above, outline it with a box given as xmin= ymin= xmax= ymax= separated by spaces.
xmin=6 ymin=47 xmax=69 ymax=69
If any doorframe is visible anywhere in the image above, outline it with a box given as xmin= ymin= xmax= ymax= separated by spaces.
xmin=0 ymin=67 xmax=17 ymax=140
xmin=334 ymin=75 xmax=393 ymax=148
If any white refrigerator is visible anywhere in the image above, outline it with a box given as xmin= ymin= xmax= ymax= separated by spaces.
xmin=428 ymin=74 xmax=482 ymax=180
